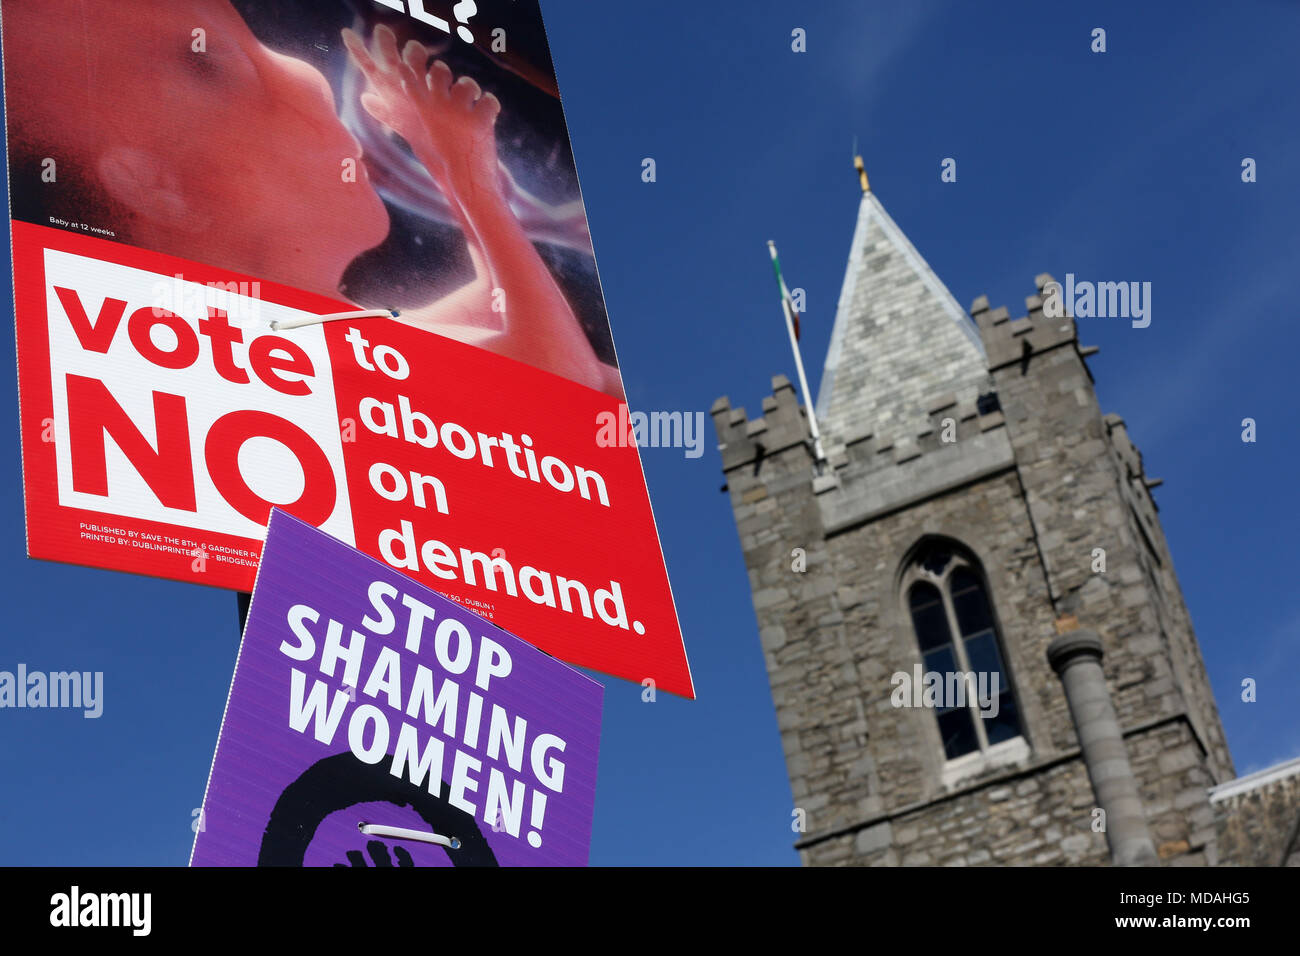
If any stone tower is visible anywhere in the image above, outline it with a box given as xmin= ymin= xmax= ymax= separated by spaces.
xmin=714 ymin=178 xmax=1242 ymax=866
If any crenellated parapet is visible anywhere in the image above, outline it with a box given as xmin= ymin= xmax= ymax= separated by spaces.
xmin=970 ymin=274 xmax=1089 ymax=374
xmin=712 ymin=374 xmax=814 ymax=475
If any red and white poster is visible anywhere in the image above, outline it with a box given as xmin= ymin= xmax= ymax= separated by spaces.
xmin=2 ymin=0 xmax=693 ymax=697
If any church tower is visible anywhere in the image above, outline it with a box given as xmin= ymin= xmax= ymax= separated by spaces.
xmin=713 ymin=168 xmax=1236 ymax=866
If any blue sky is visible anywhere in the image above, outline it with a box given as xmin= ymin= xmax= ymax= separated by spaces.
xmin=2 ymin=0 xmax=1298 ymax=866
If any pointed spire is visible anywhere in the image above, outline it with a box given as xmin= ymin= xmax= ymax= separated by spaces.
xmin=815 ymin=189 xmax=988 ymax=446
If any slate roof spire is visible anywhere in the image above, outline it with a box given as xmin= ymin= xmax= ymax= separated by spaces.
xmin=815 ymin=182 xmax=989 ymax=446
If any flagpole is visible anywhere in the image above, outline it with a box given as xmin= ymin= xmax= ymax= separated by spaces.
xmin=767 ymin=240 xmax=827 ymax=467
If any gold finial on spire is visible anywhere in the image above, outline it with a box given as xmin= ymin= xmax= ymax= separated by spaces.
xmin=854 ymin=154 xmax=870 ymax=194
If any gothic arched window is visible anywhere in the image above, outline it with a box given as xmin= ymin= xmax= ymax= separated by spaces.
xmin=902 ymin=542 xmax=1023 ymax=760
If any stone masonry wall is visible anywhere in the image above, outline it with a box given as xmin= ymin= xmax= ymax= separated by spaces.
xmin=803 ymin=755 xmax=1110 ymax=867
xmin=714 ymin=275 xmax=1239 ymax=866
xmin=1213 ymin=770 xmax=1300 ymax=866
xmin=1102 ymin=415 xmax=1234 ymax=780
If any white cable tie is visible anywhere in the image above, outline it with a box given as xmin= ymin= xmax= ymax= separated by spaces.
xmin=357 ymin=822 xmax=461 ymax=850
xmin=270 ymin=308 xmax=399 ymax=332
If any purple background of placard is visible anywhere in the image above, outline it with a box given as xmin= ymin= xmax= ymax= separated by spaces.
xmin=190 ymin=509 xmax=603 ymax=867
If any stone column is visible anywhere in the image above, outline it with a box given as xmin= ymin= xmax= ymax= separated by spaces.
xmin=1047 ymin=630 xmax=1157 ymax=866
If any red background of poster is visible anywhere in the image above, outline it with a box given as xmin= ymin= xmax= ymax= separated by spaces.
xmin=14 ymin=221 xmax=693 ymax=697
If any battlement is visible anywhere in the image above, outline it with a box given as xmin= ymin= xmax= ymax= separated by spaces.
xmin=971 ymin=273 xmax=1082 ymax=372
xmin=1210 ymin=756 xmax=1300 ymax=866
xmin=826 ymin=382 xmax=1007 ymax=470
xmin=1104 ymin=413 xmax=1158 ymax=490
xmin=713 ymin=272 xmax=1167 ymax=527
xmin=714 ymin=372 xmax=1012 ymax=483
xmin=712 ymin=374 xmax=814 ymax=473
xmin=1101 ymin=411 xmax=1168 ymax=568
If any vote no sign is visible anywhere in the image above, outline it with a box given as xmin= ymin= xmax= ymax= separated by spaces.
xmin=13 ymin=223 xmax=694 ymax=697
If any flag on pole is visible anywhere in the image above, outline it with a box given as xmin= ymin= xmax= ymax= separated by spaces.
xmin=764 ymin=240 xmax=827 ymax=466
xmin=767 ymin=243 xmax=801 ymax=340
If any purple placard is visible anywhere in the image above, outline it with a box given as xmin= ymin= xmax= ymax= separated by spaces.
xmin=191 ymin=509 xmax=603 ymax=867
